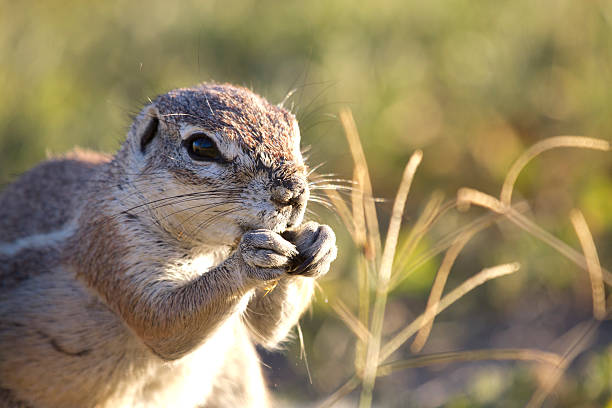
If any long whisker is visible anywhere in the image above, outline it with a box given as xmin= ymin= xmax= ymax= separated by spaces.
xmin=308 ymin=197 xmax=335 ymax=211
xmin=118 ymin=190 xmax=242 ymax=216
xmin=309 ymin=192 xmax=333 ymax=204
xmin=188 ymin=207 xmax=242 ymax=238
xmin=174 ymin=202 xmax=242 ymax=234
xmin=132 ymin=193 xmax=242 ymax=215
xmin=158 ymin=199 xmax=243 ymax=224
xmin=307 ymin=163 xmax=327 ymax=176
xmin=310 ymin=185 xmax=357 ymax=193
xmin=309 ymin=180 xmax=357 ymax=188
xmin=308 ymin=174 xmax=355 ymax=183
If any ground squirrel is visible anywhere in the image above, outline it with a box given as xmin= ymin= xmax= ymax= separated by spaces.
xmin=0 ymin=83 xmax=337 ymax=407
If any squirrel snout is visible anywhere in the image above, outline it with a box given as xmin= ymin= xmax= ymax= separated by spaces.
xmin=270 ymin=179 xmax=308 ymax=208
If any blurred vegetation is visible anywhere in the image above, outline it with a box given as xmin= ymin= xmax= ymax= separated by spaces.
xmin=1 ymin=0 xmax=611 ymax=406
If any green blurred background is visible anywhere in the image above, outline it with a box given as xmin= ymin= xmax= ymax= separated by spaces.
xmin=1 ymin=0 xmax=611 ymax=406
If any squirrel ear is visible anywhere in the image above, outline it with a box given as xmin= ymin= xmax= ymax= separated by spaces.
xmin=139 ymin=106 xmax=160 ymax=153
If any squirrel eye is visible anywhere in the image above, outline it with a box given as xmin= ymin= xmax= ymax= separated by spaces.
xmin=184 ymin=133 xmax=221 ymax=161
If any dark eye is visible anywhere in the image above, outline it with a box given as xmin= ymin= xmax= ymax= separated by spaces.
xmin=184 ymin=133 xmax=222 ymax=161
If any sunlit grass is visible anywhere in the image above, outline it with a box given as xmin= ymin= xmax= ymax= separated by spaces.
xmin=570 ymin=209 xmax=606 ymax=320
xmin=319 ymin=110 xmax=611 ymax=407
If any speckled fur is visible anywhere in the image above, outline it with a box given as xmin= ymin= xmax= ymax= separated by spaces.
xmin=0 ymin=84 xmax=337 ymax=407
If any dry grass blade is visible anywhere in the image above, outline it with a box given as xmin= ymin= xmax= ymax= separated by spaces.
xmin=526 ymin=320 xmax=599 ymax=408
xmin=458 ymin=187 xmax=507 ymax=213
xmin=377 ymin=348 xmax=563 ymax=377
xmin=569 ymin=209 xmax=606 ymax=320
xmin=457 ymin=189 xmax=612 ymax=285
xmin=381 ymin=151 xmax=424 ymax=288
xmin=500 ymin=136 xmax=610 ymax=207
xmin=317 ymin=375 xmax=360 ymax=408
xmin=351 ymin=167 xmax=367 ymax=249
xmin=331 ymin=299 xmax=371 ymax=343
xmin=325 ymin=189 xmax=356 ymax=241
xmin=350 ymin=159 xmax=370 ymax=375
xmin=411 ymin=230 xmax=475 ymax=353
xmin=342 ymin=111 xmax=378 ymax=375
xmin=359 ymin=151 xmax=423 ymax=408
xmin=323 ymin=263 xmax=521 ymax=407
xmin=354 ymin=256 xmax=371 ymax=374
xmin=380 ymin=262 xmax=520 ymax=363
xmin=296 ymin=322 xmax=313 ymax=385
xmin=389 ymin=205 xmax=527 ymax=291
xmin=508 ymin=209 xmax=612 ymax=285
xmin=390 ymin=192 xmax=447 ymax=283
xmin=340 ymin=108 xmax=381 ymax=261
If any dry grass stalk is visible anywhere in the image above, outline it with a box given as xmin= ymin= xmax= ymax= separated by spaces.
xmin=325 ymin=188 xmax=355 ymax=240
xmin=388 ymin=207 xmax=524 ymax=291
xmin=351 ymin=167 xmax=367 ymax=250
xmin=323 ymin=115 xmax=609 ymax=406
xmin=359 ymin=152 xmax=423 ymax=408
xmin=569 ymin=209 xmax=606 ymax=320
xmin=330 ymin=299 xmax=371 ymax=343
xmin=377 ymin=348 xmax=563 ymax=377
xmin=320 ymin=343 xmax=561 ymax=408
xmin=340 ymin=108 xmax=381 ymax=260
xmin=326 ymin=111 xmax=520 ymax=406
xmin=500 ymin=136 xmax=610 ymax=206
xmin=319 ymin=375 xmax=360 ymax=408
xmin=296 ymin=322 xmax=313 ymax=384
xmin=457 ymin=189 xmax=612 ymax=285
xmin=509 ymin=209 xmax=612 ymax=286
xmin=389 ymin=192 xmax=448 ymax=283
xmin=380 ymin=262 xmax=520 ymax=363
xmin=341 ymin=109 xmax=384 ymax=375
xmin=354 ymin=255 xmax=371 ymax=374
xmin=458 ymin=187 xmax=507 ymax=213
xmin=348 ymin=138 xmax=371 ymax=375
xmin=526 ymin=320 xmax=599 ymax=408
xmin=319 ymin=264 xmax=520 ymax=407
xmin=457 ymin=139 xmax=611 ymax=406
xmin=411 ymin=229 xmax=476 ymax=353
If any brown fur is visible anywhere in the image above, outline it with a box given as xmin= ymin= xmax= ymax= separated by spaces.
xmin=0 ymin=150 xmax=109 ymax=242
xmin=0 ymin=83 xmax=336 ymax=407
xmin=157 ymin=84 xmax=298 ymax=163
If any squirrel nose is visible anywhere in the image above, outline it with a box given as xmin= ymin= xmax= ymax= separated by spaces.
xmin=270 ymin=179 xmax=308 ymax=207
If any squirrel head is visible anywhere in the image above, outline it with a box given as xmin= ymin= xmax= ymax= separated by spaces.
xmin=120 ymin=83 xmax=309 ymax=246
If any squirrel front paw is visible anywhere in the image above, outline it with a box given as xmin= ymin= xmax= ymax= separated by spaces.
xmin=282 ymin=221 xmax=337 ymax=279
xmin=239 ymin=229 xmax=298 ymax=282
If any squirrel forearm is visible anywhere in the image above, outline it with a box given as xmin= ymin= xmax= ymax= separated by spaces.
xmin=115 ymin=256 xmax=256 ymax=360
xmin=244 ymin=275 xmax=314 ymax=349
